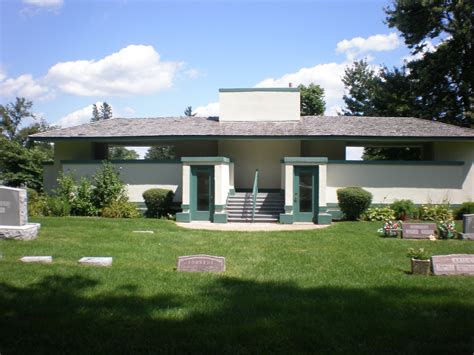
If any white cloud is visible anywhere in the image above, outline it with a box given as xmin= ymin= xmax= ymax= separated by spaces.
xmin=193 ymin=101 xmax=219 ymax=117
xmin=0 ymin=73 xmax=54 ymax=101
xmin=55 ymin=102 xmax=109 ymax=128
xmin=23 ymin=0 xmax=63 ymax=8
xmin=403 ymin=40 xmax=436 ymax=63
xmin=255 ymin=62 xmax=348 ymax=116
xmin=46 ymin=45 xmax=183 ymax=96
xmin=336 ymin=33 xmax=400 ymax=60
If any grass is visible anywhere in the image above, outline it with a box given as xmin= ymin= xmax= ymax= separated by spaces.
xmin=1 ymin=217 xmax=473 ymax=354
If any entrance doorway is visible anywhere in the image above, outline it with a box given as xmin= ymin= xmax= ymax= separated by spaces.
xmin=293 ymin=166 xmax=319 ymax=222
xmin=190 ymin=166 xmax=214 ymax=221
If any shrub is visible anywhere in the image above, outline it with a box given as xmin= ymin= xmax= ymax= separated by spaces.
xmin=56 ymin=172 xmax=76 ymax=201
xmin=419 ymin=203 xmax=453 ymax=221
xmin=101 ymin=199 xmax=140 ymax=218
xmin=454 ymin=202 xmax=474 ymax=220
xmin=390 ymin=199 xmax=416 ymax=220
xmin=71 ymin=178 xmax=98 ymax=216
xmin=44 ymin=196 xmax=71 ymax=216
xmin=364 ymin=207 xmax=396 ymax=221
xmin=337 ymin=187 xmax=372 ymax=221
xmin=407 ymin=248 xmax=430 ymax=260
xmin=93 ymin=161 xmax=126 ymax=209
xmin=27 ymin=188 xmax=47 ymax=217
xmin=143 ymin=188 xmax=175 ymax=218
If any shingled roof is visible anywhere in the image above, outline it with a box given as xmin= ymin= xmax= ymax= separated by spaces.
xmin=30 ymin=116 xmax=474 ymax=141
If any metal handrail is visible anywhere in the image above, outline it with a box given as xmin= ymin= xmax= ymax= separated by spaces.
xmin=251 ymin=169 xmax=259 ymax=222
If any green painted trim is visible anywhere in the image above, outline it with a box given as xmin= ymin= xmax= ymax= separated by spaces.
xmin=317 ymin=213 xmax=332 ymax=225
xmin=32 ymin=135 xmax=474 ymax=143
xmin=293 ymin=166 xmax=319 ymax=222
xmin=190 ymin=165 xmax=214 ymax=221
xmin=61 ymin=159 xmax=181 ymax=164
xmin=219 ymin=88 xmax=300 ymax=93
xmin=282 ymin=157 xmax=328 ymax=164
xmin=214 ymin=204 xmax=226 ymax=213
xmin=284 ymin=205 xmax=293 ymax=214
xmin=279 ymin=213 xmax=294 ymax=224
xmin=180 ymin=204 xmax=189 ymax=210
xmin=328 ymin=160 xmax=464 ymax=166
xmin=176 ymin=212 xmax=191 ymax=222
xmin=181 ymin=157 xmax=230 ymax=164
xmin=213 ymin=213 xmax=228 ymax=223
xmin=229 ymin=189 xmax=236 ymax=196
xmin=42 ymin=161 xmax=54 ymax=166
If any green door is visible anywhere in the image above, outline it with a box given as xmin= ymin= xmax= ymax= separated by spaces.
xmin=190 ymin=166 xmax=214 ymax=221
xmin=293 ymin=166 xmax=319 ymax=222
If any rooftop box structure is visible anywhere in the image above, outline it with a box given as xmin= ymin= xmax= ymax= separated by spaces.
xmin=219 ymin=88 xmax=300 ymax=122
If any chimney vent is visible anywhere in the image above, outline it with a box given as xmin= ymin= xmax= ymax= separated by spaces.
xmin=289 ymin=82 xmax=293 ymax=88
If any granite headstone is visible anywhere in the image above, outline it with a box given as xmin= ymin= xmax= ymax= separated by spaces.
xmin=461 ymin=214 xmax=474 ymax=241
xmin=402 ymin=223 xmax=436 ymax=240
xmin=431 ymin=254 xmax=474 ymax=276
xmin=0 ymin=186 xmax=27 ymax=226
xmin=177 ymin=255 xmax=226 ymax=272
xmin=0 ymin=186 xmax=40 ymax=240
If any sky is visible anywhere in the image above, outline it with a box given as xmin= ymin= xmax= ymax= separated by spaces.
xmin=0 ymin=0 xmax=414 ymax=158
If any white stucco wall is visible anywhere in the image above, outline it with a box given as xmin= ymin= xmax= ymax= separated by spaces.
xmin=219 ymin=90 xmax=300 ymax=121
xmin=61 ymin=162 xmax=182 ymax=202
xmin=218 ymin=140 xmax=300 ymax=189
xmin=214 ymin=163 xmax=230 ymax=206
xmin=326 ymin=162 xmax=471 ymax=204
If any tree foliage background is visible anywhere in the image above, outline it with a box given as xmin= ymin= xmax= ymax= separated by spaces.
xmin=0 ymin=98 xmax=54 ymax=190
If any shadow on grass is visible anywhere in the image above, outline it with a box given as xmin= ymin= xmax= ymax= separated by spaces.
xmin=1 ymin=275 xmax=473 ymax=354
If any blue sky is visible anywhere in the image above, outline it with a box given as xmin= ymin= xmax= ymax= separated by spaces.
xmin=0 ymin=0 xmax=412 ymax=129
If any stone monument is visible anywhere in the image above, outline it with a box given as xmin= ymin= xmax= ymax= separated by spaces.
xmin=402 ymin=223 xmax=436 ymax=239
xmin=0 ymin=186 xmax=40 ymax=240
xmin=461 ymin=214 xmax=474 ymax=241
xmin=431 ymin=254 xmax=474 ymax=276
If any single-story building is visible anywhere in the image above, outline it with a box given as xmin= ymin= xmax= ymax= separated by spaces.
xmin=31 ymin=88 xmax=474 ymax=224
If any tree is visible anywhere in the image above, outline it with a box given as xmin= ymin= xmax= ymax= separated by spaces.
xmin=298 ymin=84 xmax=325 ymax=115
xmin=0 ymin=97 xmax=35 ymax=140
xmin=184 ymin=106 xmax=196 ymax=117
xmin=109 ymin=146 xmax=139 ymax=160
xmin=0 ymin=98 xmax=53 ymax=190
xmin=341 ymin=60 xmax=380 ymax=116
xmin=145 ymin=145 xmax=175 ymax=160
xmin=385 ymin=0 xmax=474 ymax=126
xmin=91 ymin=102 xmax=113 ymax=122
xmin=341 ymin=61 xmax=421 ymax=161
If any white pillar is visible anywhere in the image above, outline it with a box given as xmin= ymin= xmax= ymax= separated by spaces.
xmin=182 ymin=164 xmax=190 ymax=206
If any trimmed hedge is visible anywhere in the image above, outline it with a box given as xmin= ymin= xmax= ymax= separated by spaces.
xmin=142 ymin=188 xmax=175 ymax=218
xmin=337 ymin=187 xmax=372 ymax=221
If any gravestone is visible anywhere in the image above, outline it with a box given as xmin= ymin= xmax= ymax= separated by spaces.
xmin=177 ymin=255 xmax=225 ymax=273
xmin=432 ymin=254 xmax=474 ymax=276
xmin=402 ymin=223 xmax=436 ymax=240
xmin=20 ymin=256 xmax=52 ymax=263
xmin=461 ymin=214 xmax=474 ymax=241
xmin=78 ymin=257 xmax=113 ymax=267
xmin=0 ymin=186 xmax=40 ymax=241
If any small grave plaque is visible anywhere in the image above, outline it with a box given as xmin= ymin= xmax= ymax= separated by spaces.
xmin=402 ymin=223 xmax=436 ymax=240
xmin=461 ymin=214 xmax=474 ymax=241
xmin=133 ymin=230 xmax=154 ymax=234
xmin=20 ymin=256 xmax=52 ymax=263
xmin=78 ymin=257 xmax=113 ymax=267
xmin=432 ymin=254 xmax=474 ymax=276
xmin=177 ymin=255 xmax=225 ymax=273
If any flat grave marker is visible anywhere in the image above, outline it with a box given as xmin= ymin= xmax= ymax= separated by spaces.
xmin=133 ymin=230 xmax=154 ymax=234
xmin=78 ymin=257 xmax=113 ymax=267
xmin=402 ymin=223 xmax=436 ymax=240
xmin=177 ymin=255 xmax=225 ymax=273
xmin=20 ymin=256 xmax=52 ymax=263
xmin=431 ymin=254 xmax=474 ymax=276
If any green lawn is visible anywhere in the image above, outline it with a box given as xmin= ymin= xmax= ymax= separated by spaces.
xmin=1 ymin=217 xmax=473 ymax=354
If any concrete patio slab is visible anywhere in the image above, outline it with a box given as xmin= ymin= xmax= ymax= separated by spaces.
xmin=176 ymin=222 xmax=330 ymax=232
